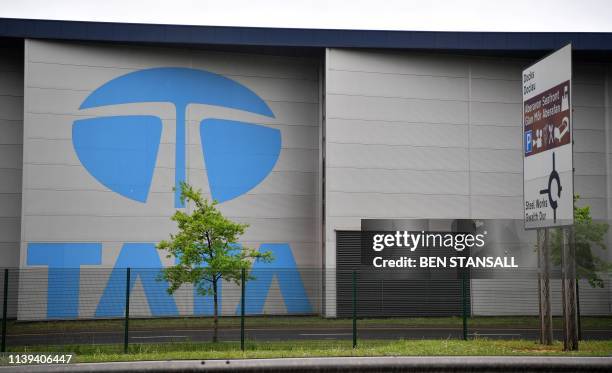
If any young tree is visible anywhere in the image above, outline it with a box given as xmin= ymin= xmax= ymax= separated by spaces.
xmin=551 ymin=195 xmax=611 ymax=287
xmin=157 ymin=182 xmax=273 ymax=342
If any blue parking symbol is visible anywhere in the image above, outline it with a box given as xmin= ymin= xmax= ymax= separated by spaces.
xmin=525 ymin=130 xmax=532 ymax=153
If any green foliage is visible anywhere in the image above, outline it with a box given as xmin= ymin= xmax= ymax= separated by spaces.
xmin=157 ymin=182 xmax=273 ymax=296
xmin=550 ymin=195 xmax=611 ymax=287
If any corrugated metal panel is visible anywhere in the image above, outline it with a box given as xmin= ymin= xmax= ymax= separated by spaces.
xmin=335 ymin=230 xmax=470 ymax=317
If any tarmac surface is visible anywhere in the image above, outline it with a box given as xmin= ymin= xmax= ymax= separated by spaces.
xmin=1 ymin=356 xmax=611 ymax=372
xmin=6 ymin=326 xmax=612 ymax=345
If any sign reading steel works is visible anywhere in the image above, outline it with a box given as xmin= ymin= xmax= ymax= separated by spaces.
xmin=523 ymin=44 xmax=574 ymax=229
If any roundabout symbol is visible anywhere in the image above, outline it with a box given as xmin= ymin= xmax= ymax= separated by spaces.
xmin=539 ymin=152 xmax=562 ymax=223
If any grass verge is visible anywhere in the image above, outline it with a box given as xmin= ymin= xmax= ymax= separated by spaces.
xmin=7 ymin=339 xmax=612 ymax=363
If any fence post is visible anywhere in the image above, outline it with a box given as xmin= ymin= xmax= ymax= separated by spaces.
xmin=123 ymin=267 xmax=131 ymax=354
xmin=241 ymin=268 xmax=245 ymax=351
xmin=1 ymin=269 xmax=8 ymax=352
xmin=462 ymin=270 xmax=468 ymax=341
xmin=352 ymin=270 xmax=357 ymax=349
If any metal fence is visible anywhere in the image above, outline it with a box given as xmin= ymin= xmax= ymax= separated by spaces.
xmin=0 ymin=267 xmax=610 ymax=353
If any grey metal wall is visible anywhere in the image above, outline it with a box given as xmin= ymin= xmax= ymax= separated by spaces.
xmin=324 ymin=48 xmax=612 ymax=317
xmin=0 ymin=43 xmax=23 ymax=269
xmin=11 ymin=41 xmax=612 ymax=318
xmin=21 ymin=40 xmax=322 ymax=319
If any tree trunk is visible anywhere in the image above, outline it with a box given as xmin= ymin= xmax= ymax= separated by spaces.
xmin=213 ymin=278 xmax=219 ymax=343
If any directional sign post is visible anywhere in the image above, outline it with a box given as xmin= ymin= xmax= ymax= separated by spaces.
xmin=523 ymin=44 xmax=577 ymax=350
xmin=523 ymin=44 xmax=573 ymax=229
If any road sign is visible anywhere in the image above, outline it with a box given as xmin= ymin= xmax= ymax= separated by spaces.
xmin=523 ymin=44 xmax=573 ymax=229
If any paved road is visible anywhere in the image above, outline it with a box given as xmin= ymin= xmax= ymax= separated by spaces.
xmin=7 ymin=326 xmax=612 ymax=346
xmin=3 ymin=356 xmax=612 ymax=372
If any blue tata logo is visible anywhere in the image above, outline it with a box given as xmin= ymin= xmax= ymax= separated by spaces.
xmin=72 ymin=67 xmax=281 ymax=207
xmin=26 ymin=67 xmax=312 ymax=319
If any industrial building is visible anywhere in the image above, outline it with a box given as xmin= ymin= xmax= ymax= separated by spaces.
xmin=0 ymin=18 xmax=611 ymax=319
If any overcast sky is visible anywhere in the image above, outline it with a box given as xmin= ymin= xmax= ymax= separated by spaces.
xmin=2 ymin=0 xmax=611 ymax=32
